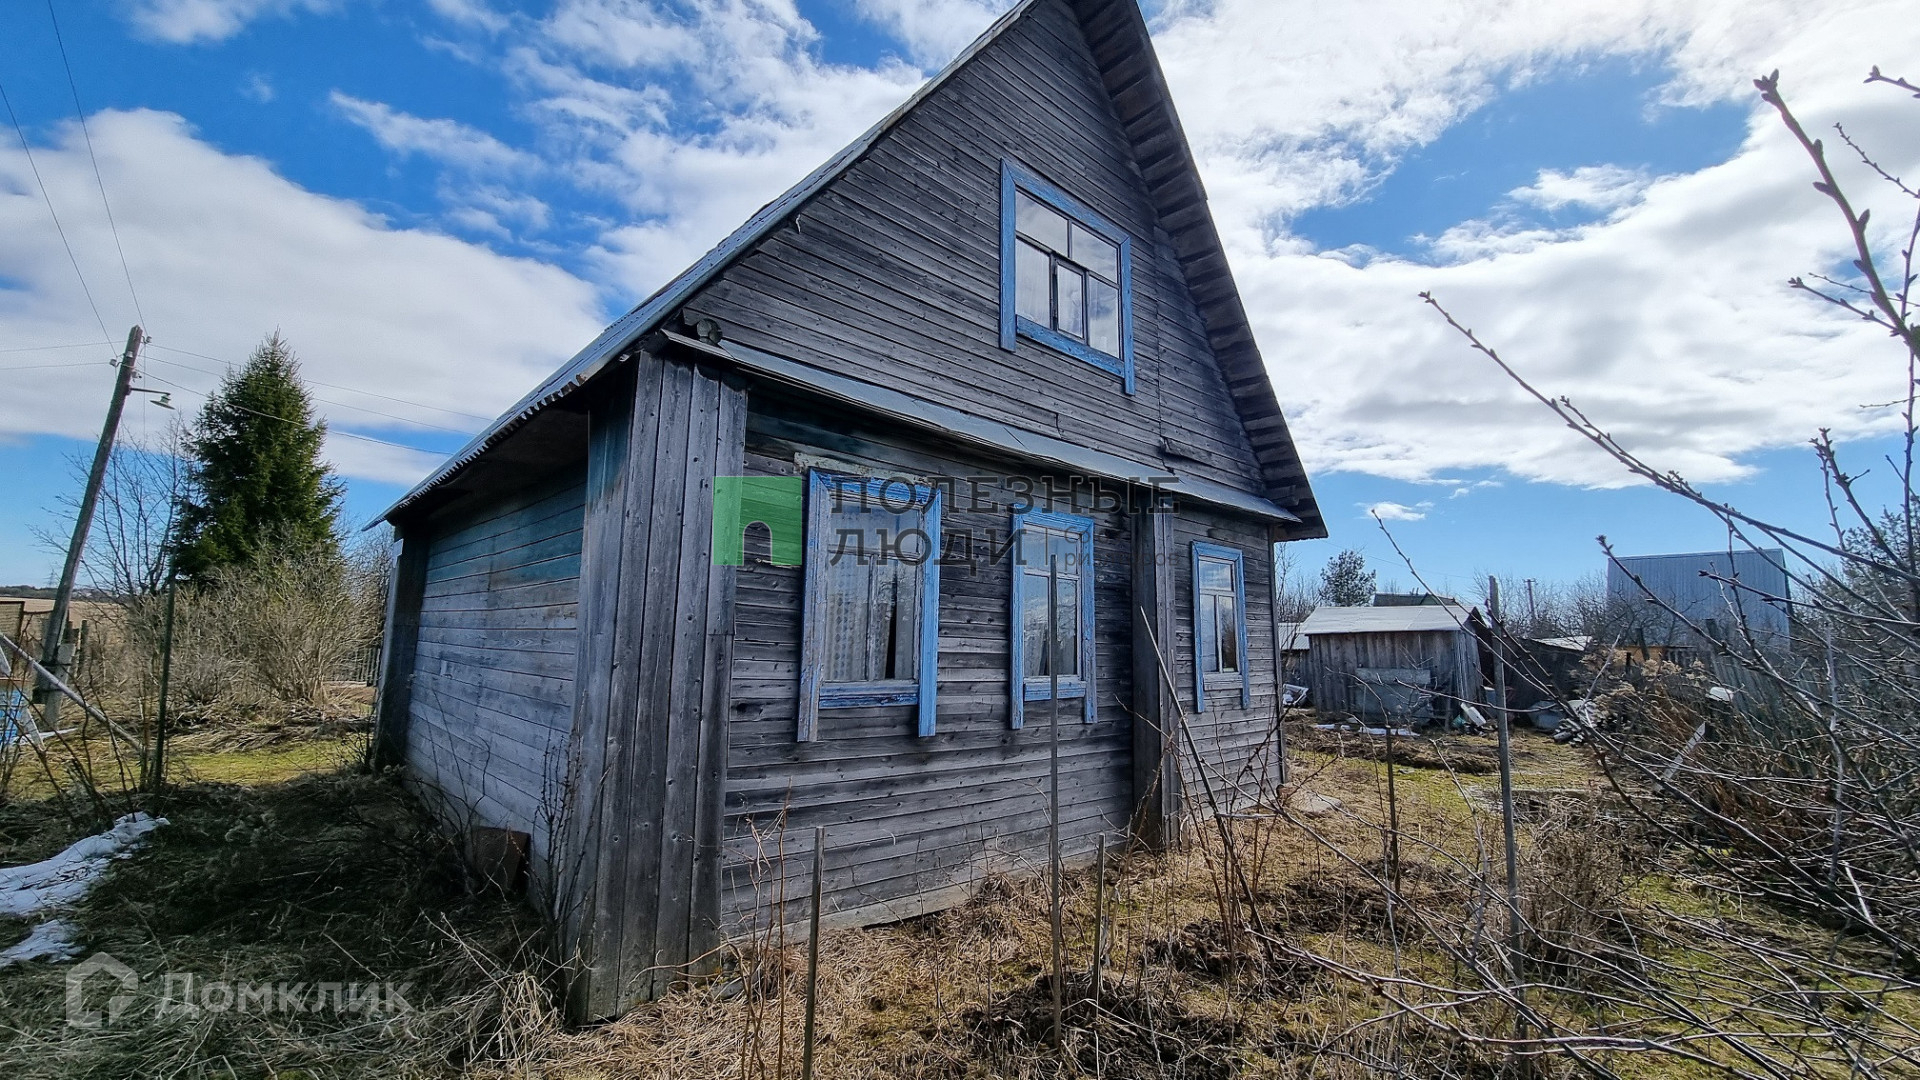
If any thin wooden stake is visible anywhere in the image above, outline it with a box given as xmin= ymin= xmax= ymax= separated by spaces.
xmin=1488 ymin=578 xmax=1527 ymax=1043
xmin=801 ymin=824 xmax=825 ymax=1080
xmin=1092 ymin=832 xmax=1107 ymax=1003
xmin=1384 ymin=716 xmax=1402 ymax=895
xmin=1825 ymin=627 xmax=1847 ymax=887
xmin=1048 ymin=554 xmax=1065 ymax=1048
xmin=150 ymin=570 xmax=177 ymax=791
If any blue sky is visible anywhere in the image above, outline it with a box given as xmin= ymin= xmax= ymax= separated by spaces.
xmin=1 ymin=0 xmax=1913 ymax=599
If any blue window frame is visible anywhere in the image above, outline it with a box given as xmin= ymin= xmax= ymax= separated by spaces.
xmin=1008 ymin=510 xmax=1096 ymax=728
xmin=798 ymin=471 xmax=943 ymax=741
xmin=999 ymin=159 xmax=1135 ymax=394
xmin=1191 ymin=542 xmax=1250 ymax=713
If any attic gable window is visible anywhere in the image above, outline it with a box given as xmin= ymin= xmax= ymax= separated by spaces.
xmin=999 ymin=160 xmax=1135 ymax=393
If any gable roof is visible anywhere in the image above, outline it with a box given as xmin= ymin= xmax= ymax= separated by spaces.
xmin=379 ymin=0 xmax=1322 ymax=535
xmin=1299 ymin=605 xmax=1478 ymax=636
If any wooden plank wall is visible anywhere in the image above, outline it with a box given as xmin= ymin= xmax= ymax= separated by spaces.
xmin=679 ymin=0 xmax=1268 ymax=501
xmin=1130 ymin=507 xmax=1178 ymax=847
xmin=404 ymin=464 xmax=586 ymax=895
xmin=1170 ymin=513 xmax=1280 ymax=812
xmin=372 ymin=529 xmax=428 ymax=770
xmin=563 ymin=355 xmax=746 ymax=1021
xmin=1306 ymin=630 xmax=1478 ymax=721
xmin=719 ymin=403 xmax=1143 ymax=933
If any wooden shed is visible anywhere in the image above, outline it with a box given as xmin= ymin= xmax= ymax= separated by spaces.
xmin=1298 ymin=605 xmax=1484 ymax=722
xmin=371 ymin=0 xmax=1324 ymax=1022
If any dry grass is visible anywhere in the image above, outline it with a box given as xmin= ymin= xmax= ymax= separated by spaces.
xmin=0 ymin=722 xmax=1912 ymax=1078
xmin=0 ymin=768 xmax=551 ymax=1079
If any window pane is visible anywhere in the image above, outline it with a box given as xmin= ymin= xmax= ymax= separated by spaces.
xmin=822 ymin=542 xmax=871 ymax=683
xmin=1215 ymin=594 xmax=1240 ymax=672
xmin=1015 ymin=240 xmax=1051 ymax=325
xmin=1017 ymin=525 xmax=1054 ymax=572
xmin=1055 ymin=578 xmax=1080 ymax=677
xmin=1023 ymin=572 xmax=1050 ymax=677
xmin=1056 ymin=265 xmax=1085 ymax=339
xmin=822 ymin=506 xmax=920 ymax=684
xmin=1016 ymin=190 xmax=1071 ymax=252
xmin=1088 ymin=278 xmax=1120 ymax=356
xmin=1198 ymin=591 xmax=1219 ymax=674
xmin=1198 ymin=556 xmax=1234 ymax=594
xmin=1071 ymin=224 xmax=1117 ymax=281
xmin=1047 ymin=529 xmax=1081 ymax=573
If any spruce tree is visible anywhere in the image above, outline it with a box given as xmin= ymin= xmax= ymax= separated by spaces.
xmin=173 ymin=333 xmax=343 ymax=579
xmin=1317 ymin=549 xmax=1376 ymax=607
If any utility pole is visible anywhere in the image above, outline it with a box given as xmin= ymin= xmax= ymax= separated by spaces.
xmin=37 ymin=326 xmax=143 ymax=728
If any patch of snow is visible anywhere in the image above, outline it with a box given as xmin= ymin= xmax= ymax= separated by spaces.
xmin=0 ymin=812 xmax=167 ymax=965
xmin=0 ymin=812 xmax=167 ymax=918
xmin=0 ymin=918 xmax=81 ymax=967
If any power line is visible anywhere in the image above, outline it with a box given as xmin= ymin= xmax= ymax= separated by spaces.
xmin=139 ymin=371 xmax=449 ymax=457
xmin=0 ymin=359 xmax=110 ymax=372
xmin=142 ymin=353 xmax=477 ymax=435
xmin=45 ymin=0 xmax=143 ymax=328
xmin=0 ymin=340 xmax=112 ymax=353
xmin=143 ymin=342 xmax=495 ymax=422
xmin=0 ymin=79 xmax=112 ymax=343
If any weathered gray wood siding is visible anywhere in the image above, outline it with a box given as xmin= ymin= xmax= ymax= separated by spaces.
xmin=719 ymin=403 xmax=1141 ymax=932
xmin=404 ymin=468 xmax=586 ymax=888
xmin=679 ymin=0 xmax=1267 ymax=501
xmin=1307 ymin=631 xmax=1480 ymax=721
xmin=1172 ymin=512 xmax=1280 ymax=809
xmin=562 ymin=355 xmax=746 ymax=1021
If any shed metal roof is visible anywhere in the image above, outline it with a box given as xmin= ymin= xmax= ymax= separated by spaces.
xmin=1298 ymin=605 xmax=1477 ymax=636
xmin=376 ymin=0 xmax=1322 ymax=533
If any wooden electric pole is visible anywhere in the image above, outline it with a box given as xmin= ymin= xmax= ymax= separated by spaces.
xmin=37 ymin=325 xmax=143 ymax=727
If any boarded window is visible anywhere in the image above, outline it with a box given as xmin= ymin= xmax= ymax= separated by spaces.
xmin=1009 ymin=510 xmax=1096 ymax=728
xmin=799 ymin=472 xmax=943 ymax=741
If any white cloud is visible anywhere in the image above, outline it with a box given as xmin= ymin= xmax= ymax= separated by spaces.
xmin=851 ymin=0 xmax=1010 ymax=67
xmin=1510 ymin=165 xmax=1653 ymax=213
xmin=1149 ymin=0 xmax=1920 ymax=488
xmin=320 ymin=436 xmax=455 ymax=490
xmin=125 ymin=0 xmax=338 ymax=44
xmin=425 ymin=0 xmax=507 ymax=34
xmin=240 ymin=73 xmax=275 ymax=104
xmin=0 ymin=110 xmax=605 ymax=487
xmin=330 ymin=93 xmax=536 ymax=175
xmin=492 ymin=0 xmax=931 ymax=296
xmin=1368 ymin=501 xmax=1432 ymax=521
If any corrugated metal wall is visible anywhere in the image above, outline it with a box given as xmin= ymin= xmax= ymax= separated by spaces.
xmin=1607 ymin=549 xmax=1790 ymax=648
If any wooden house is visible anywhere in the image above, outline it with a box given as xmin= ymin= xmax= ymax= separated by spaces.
xmin=1296 ymin=605 xmax=1484 ymax=722
xmin=370 ymin=0 xmax=1323 ymax=1022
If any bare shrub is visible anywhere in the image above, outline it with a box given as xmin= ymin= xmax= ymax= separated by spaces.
xmin=1521 ymin=795 xmax=1640 ymax=984
xmin=198 ymin=536 xmax=384 ymax=714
